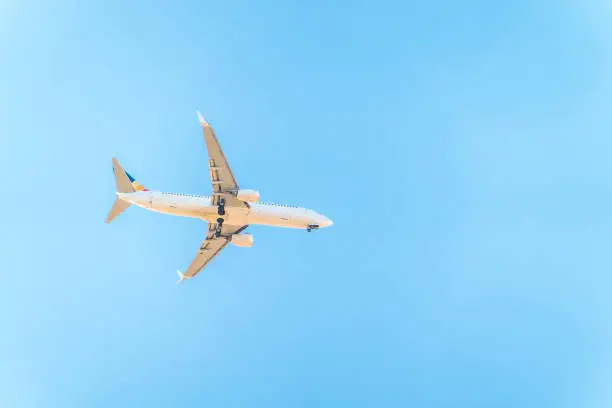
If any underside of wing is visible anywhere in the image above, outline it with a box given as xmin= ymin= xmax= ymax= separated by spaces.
xmin=197 ymin=112 xmax=247 ymax=209
xmin=180 ymin=223 xmax=248 ymax=281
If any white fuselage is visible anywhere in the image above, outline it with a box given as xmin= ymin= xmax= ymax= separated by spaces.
xmin=117 ymin=191 xmax=333 ymax=229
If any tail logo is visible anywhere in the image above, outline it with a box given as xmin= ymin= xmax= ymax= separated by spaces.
xmin=126 ymin=171 xmax=148 ymax=191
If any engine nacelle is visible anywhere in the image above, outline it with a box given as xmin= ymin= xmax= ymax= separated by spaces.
xmin=230 ymin=233 xmax=254 ymax=247
xmin=236 ymin=189 xmax=260 ymax=203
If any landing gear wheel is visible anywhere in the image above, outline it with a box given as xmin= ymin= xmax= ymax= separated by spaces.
xmin=217 ymin=198 xmax=226 ymax=216
xmin=215 ymin=217 xmax=224 ymax=237
xmin=306 ymin=224 xmax=319 ymax=233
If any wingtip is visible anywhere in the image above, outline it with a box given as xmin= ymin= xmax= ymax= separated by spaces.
xmin=176 ymin=270 xmax=188 ymax=284
xmin=196 ymin=110 xmax=209 ymax=126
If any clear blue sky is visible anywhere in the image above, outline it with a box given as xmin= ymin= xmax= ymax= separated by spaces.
xmin=2 ymin=1 xmax=612 ymax=406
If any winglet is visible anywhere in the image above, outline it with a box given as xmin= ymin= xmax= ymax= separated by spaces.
xmin=176 ymin=270 xmax=189 ymax=284
xmin=196 ymin=110 xmax=209 ymax=127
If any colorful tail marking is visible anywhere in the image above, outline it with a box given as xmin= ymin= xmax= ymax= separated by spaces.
xmin=126 ymin=171 xmax=148 ymax=192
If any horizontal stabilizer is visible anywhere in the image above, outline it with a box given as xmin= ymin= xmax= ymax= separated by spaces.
xmin=106 ymin=197 xmax=131 ymax=224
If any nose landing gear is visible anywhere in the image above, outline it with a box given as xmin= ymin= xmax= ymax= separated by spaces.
xmin=306 ymin=225 xmax=320 ymax=232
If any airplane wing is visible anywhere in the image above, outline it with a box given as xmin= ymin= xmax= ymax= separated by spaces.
xmin=177 ymin=223 xmax=248 ymax=283
xmin=197 ymin=112 xmax=247 ymax=209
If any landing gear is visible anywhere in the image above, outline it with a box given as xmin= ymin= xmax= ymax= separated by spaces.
xmin=306 ymin=224 xmax=319 ymax=232
xmin=215 ymin=217 xmax=224 ymax=237
xmin=217 ymin=198 xmax=226 ymax=216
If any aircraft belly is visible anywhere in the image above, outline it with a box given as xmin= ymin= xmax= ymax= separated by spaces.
xmin=248 ymin=212 xmax=302 ymax=228
xmin=202 ymin=206 xmax=249 ymax=225
xmin=150 ymin=195 xmax=216 ymax=219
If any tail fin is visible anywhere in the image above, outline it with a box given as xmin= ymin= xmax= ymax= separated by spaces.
xmin=125 ymin=170 xmax=149 ymax=192
xmin=106 ymin=158 xmax=135 ymax=224
xmin=112 ymin=158 xmax=136 ymax=193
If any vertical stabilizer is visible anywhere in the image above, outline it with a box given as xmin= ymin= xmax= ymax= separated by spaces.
xmin=112 ymin=158 xmax=136 ymax=193
xmin=106 ymin=158 xmax=135 ymax=223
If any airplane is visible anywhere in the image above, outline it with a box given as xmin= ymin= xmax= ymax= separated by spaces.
xmin=106 ymin=112 xmax=333 ymax=284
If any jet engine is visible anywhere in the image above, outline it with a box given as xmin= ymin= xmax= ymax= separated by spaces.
xmin=230 ymin=233 xmax=254 ymax=247
xmin=236 ymin=189 xmax=260 ymax=203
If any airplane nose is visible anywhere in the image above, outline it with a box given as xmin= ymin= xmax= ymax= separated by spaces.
xmin=320 ymin=217 xmax=333 ymax=228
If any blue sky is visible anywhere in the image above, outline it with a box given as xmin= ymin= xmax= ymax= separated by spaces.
xmin=2 ymin=0 xmax=612 ymax=406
